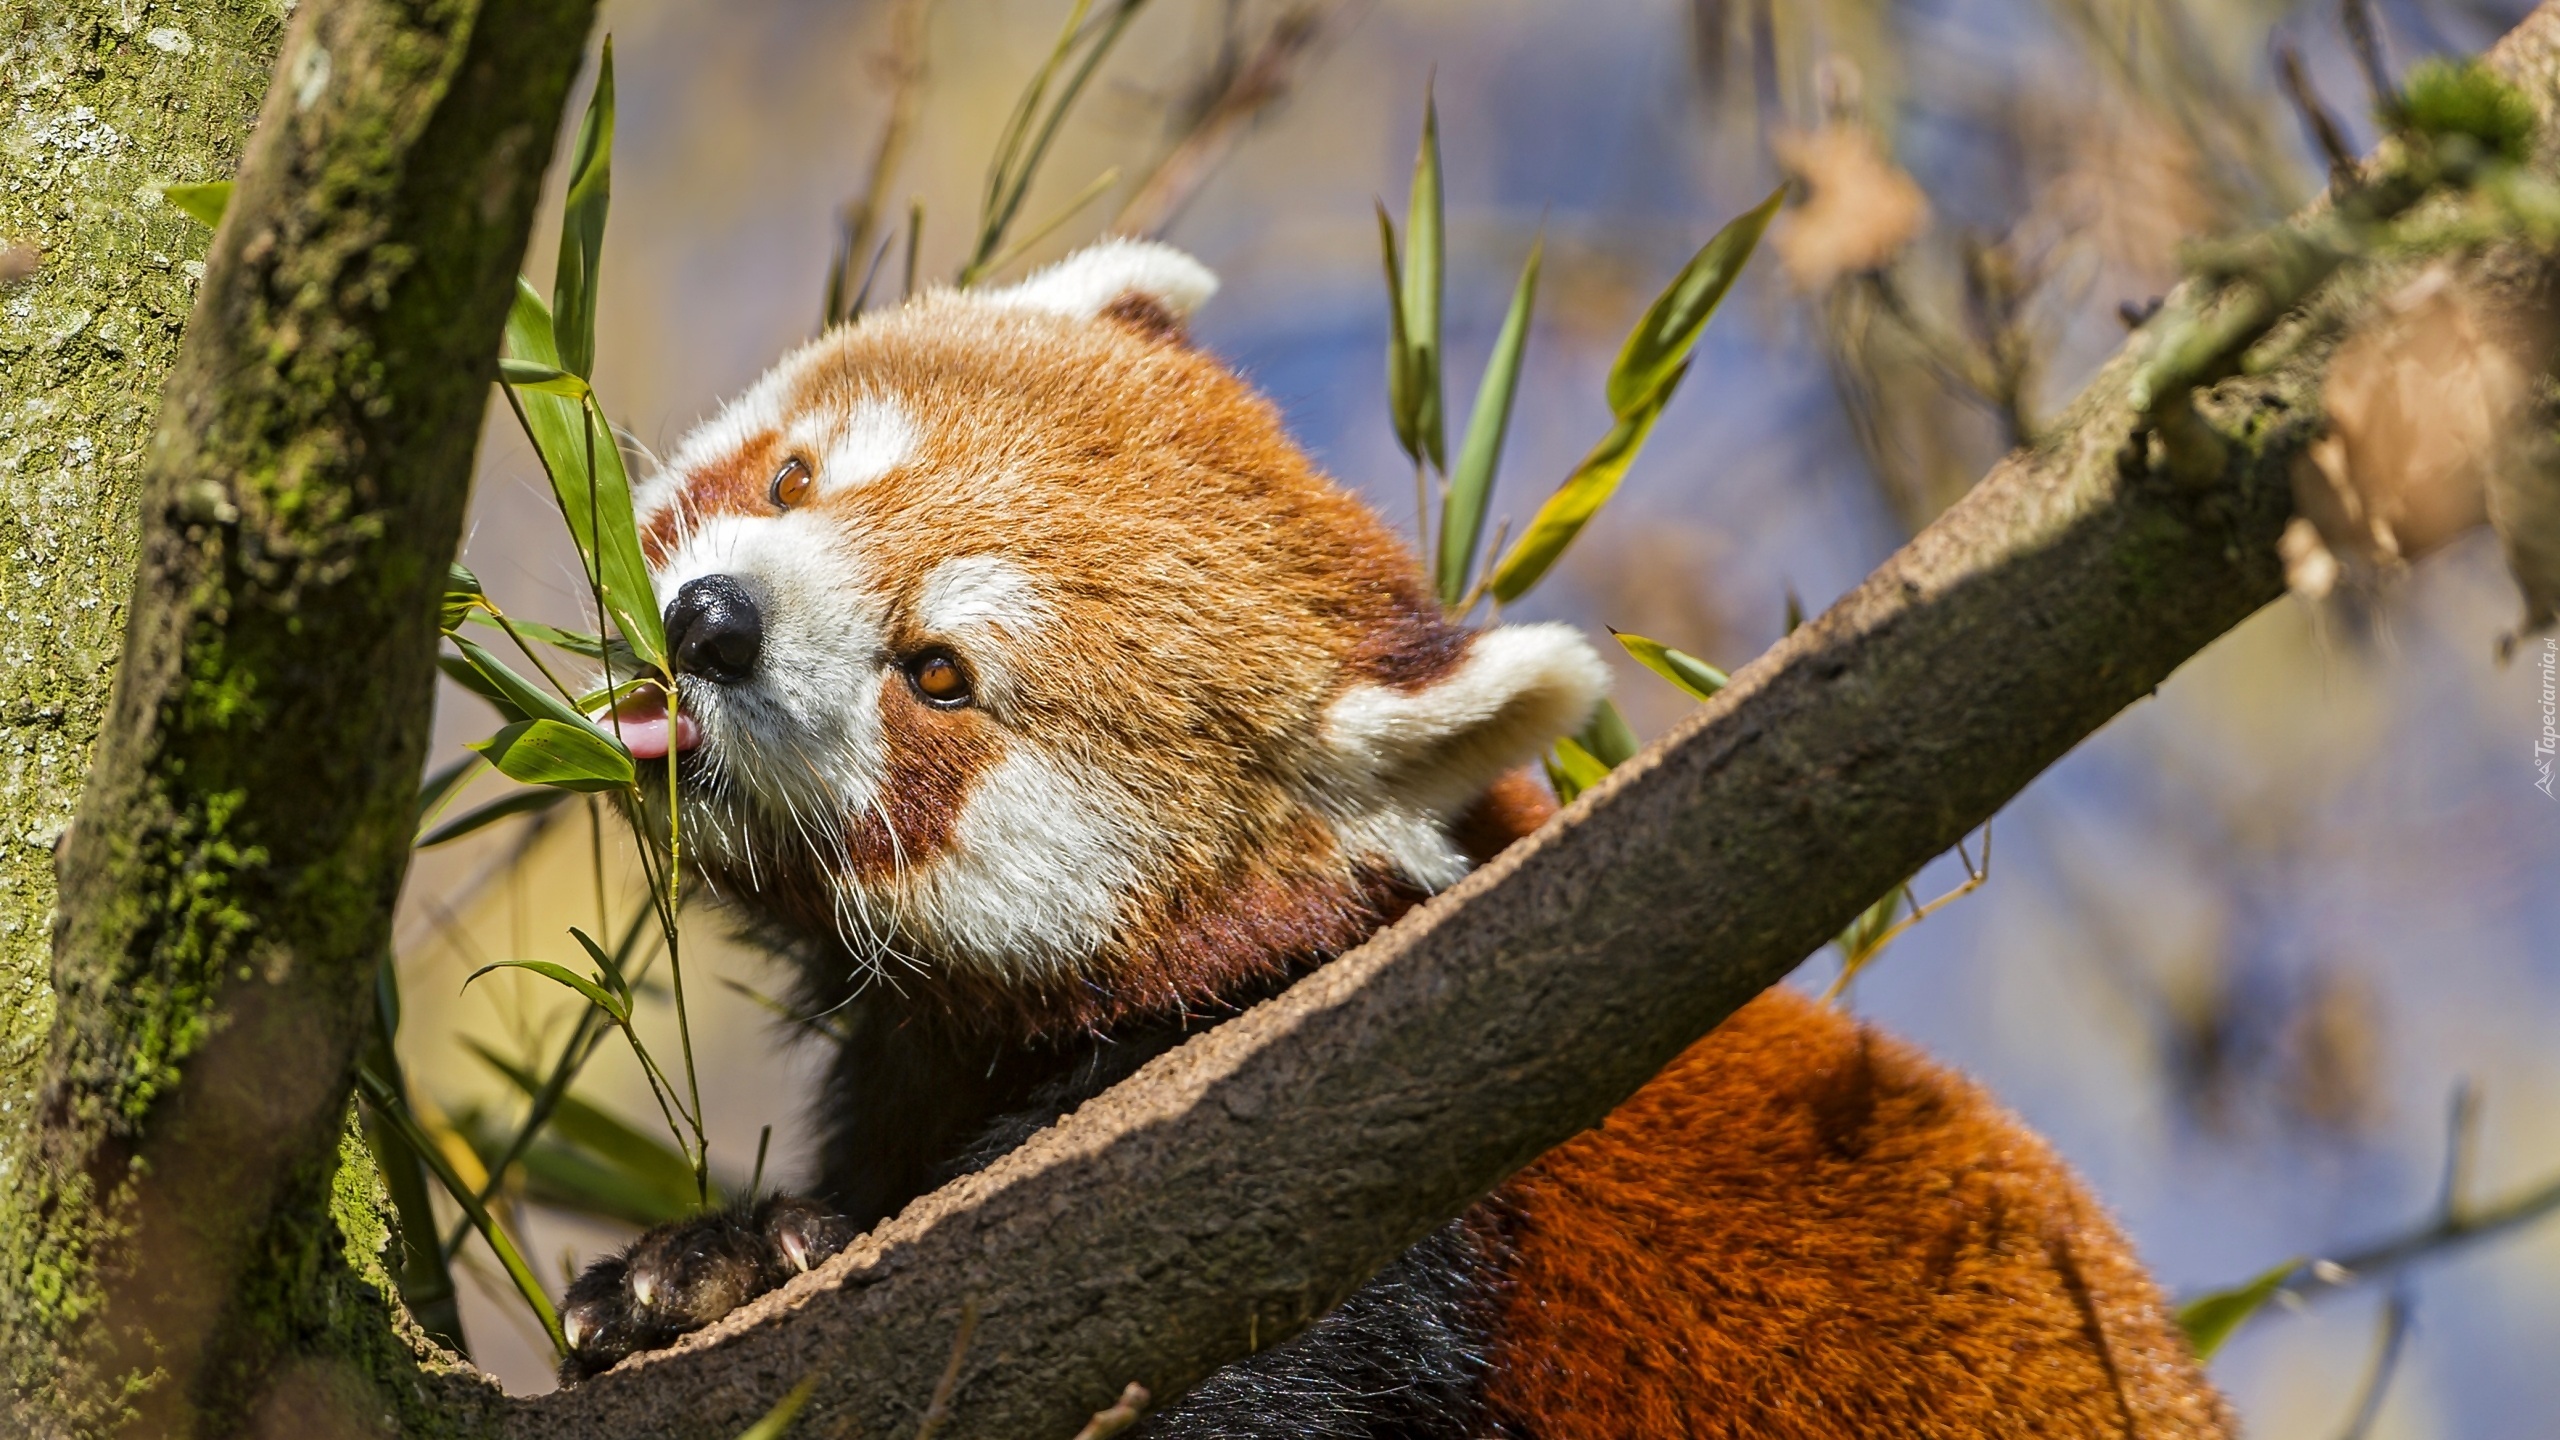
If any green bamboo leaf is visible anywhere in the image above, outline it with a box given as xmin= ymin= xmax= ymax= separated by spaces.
xmin=1576 ymin=698 xmax=1641 ymax=769
xmin=438 ymin=654 xmax=527 ymax=723
xmin=467 ymin=610 xmax=608 ymax=660
xmin=1487 ymin=363 xmax=1687 ymax=603
xmin=353 ymin=1067 xmax=567 ymax=1355
xmin=417 ymin=788 xmax=570 ymax=849
xmin=1605 ymin=186 xmax=1781 ymax=418
xmin=468 ymin=1042 xmax=711 ymax=1217
xmin=1404 ymin=88 xmax=1446 ymax=472
xmin=162 ymin=180 xmax=232 ymax=227
xmin=415 ymin=755 xmax=480 ymax=827
xmin=1546 ymin=736 xmax=1611 ymax=803
xmin=2176 ymin=1260 xmax=2300 ymax=1360
xmin=735 ymin=1377 xmax=822 ymax=1440
xmin=441 ymin=561 xmax=485 ymax=633
xmin=554 ymin=37 xmax=615 ymax=381
xmin=451 ymin=637 xmax=597 ymax=734
xmin=1612 ymin=630 xmax=1728 ymax=703
xmin=497 ymin=358 xmax=592 ymax=398
xmin=1438 ymin=236 xmax=1542 ymax=608
xmin=470 ymin=719 xmax=635 ymax=793
xmin=463 ymin=959 xmax=630 ymax=1022
xmin=568 ymin=925 xmax=633 ymax=1009
xmin=501 ymin=280 xmax=668 ymax=673
xmin=1377 ymin=203 xmax=1419 ymax=463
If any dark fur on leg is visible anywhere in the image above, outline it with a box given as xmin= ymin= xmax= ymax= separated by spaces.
xmin=1133 ymin=1220 xmax=1510 ymax=1440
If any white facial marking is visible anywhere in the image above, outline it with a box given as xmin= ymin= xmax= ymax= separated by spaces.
xmin=791 ymin=393 xmax=917 ymax=498
xmin=916 ymin=554 xmax=1051 ymax=639
xmin=906 ymin=749 xmax=1143 ymax=982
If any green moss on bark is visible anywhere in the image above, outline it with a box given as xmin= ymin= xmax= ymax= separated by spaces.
xmin=0 ymin=0 xmax=282 ymax=1284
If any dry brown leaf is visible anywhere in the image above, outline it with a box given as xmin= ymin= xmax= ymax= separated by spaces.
xmin=2296 ymin=267 xmax=2515 ymax=583
xmin=1771 ymin=127 xmax=1930 ymax=291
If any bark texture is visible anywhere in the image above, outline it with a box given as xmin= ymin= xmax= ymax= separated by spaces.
xmin=1 ymin=0 xmax=280 ymax=1279
xmin=5 ymin=1 xmax=596 ymax=1435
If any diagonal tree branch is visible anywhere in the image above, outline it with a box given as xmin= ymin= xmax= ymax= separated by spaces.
xmin=501 ymin=7 xmax=2560 ymax=1436
xmin=6 ymin=0 xmax=597 ymax=1434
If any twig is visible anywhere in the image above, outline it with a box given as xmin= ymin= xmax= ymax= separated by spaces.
xmin=911 ymin=1301 xmax=980 ymax=1440
xmin=2333 ymin=1290 xmax=2413 ymax=1440
xmin=1068 ymin=1383 xmax=1152 ymax=1440
xmin=825 ymin=0 xmax=936 ymax=328
xmin=2277 ymin=40 xmax=2361 ymax=191
xmin=1111 ymin=0 xmax=1364 ymax=237
xmin=2342 ymin=0 xmax=2395 ymax=108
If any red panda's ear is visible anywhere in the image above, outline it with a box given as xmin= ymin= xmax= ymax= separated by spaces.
xmin=977 ymin=239 xmax=1218 ymax=340
xmin=1318 ymin=624 xmax=1610 ymax=821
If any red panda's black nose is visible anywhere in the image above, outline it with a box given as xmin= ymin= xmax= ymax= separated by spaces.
xmin=666 ymin=575 xmax=763 ymax=685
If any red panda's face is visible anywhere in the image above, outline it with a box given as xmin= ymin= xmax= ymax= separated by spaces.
xmin=629 ymin=242 xmax=1605 ymax=1034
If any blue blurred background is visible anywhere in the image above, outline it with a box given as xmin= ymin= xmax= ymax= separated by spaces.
xmin=400 ymin=1 xmax=2560 ymax=1428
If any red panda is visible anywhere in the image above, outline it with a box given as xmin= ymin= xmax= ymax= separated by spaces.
xmin=560 ymin=239 xmax=2233 ymax=1438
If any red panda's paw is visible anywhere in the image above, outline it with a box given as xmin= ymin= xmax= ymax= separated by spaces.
xmin=556 ymin=1194 xmax=855 ymax=1384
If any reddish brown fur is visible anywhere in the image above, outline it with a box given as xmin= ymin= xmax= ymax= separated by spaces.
xmin=1439 ymin=802 xmax=2231 ymax=1438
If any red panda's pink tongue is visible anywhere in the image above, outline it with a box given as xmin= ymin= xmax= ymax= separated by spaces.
xmin=601 ymin=688 xmax=702 ymax=762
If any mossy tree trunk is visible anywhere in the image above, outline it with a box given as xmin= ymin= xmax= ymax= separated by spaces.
xmin=1 ymin=0 xmax=281 ymax=1280
xmin=1 ymin=2 xmax=596 ymax=1436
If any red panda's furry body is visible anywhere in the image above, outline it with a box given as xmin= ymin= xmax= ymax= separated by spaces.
xmin=558 ymin=241 xmax=2231 ymax=1437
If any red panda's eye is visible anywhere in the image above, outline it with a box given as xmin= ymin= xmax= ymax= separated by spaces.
xmin=908 ymin=651 xmax=971 ymax=707
xmin=769 ymin=457 xmax=814 ymax=509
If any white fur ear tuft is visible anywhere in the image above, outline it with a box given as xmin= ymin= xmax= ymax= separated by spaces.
xmin=1320 ymin=623 xmax=1610 ymax=822
xmin=977 ymin=239 xmax=1219 ymax=325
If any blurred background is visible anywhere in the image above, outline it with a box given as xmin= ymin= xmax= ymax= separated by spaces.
xmin=394 ymin=0 xmax=2560 ymax=1430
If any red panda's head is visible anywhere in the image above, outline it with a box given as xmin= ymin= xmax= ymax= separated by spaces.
xmin=629 ymin=240 xmax=1606 ymax=1037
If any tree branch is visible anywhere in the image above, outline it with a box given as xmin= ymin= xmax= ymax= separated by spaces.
xmin=7 ymin=1 xmax=597 ymax=1433
xmin=505 ymin=7 xmax=2560 ymax=1434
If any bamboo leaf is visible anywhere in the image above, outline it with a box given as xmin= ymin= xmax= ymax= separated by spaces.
xmin=569 ymin=925 xmax=634 ymax=1009
xmin=162 ymin=180 xmax=232 ymax=227
xmin=553 ymin=38 xmax=615 ymax=381
xmin=467 ymin=1042 xmax=711 ymax=1220
xmin=441 ymin=561 xmax=484 ymax=633
xmin=462 ymin=959 xmax=630 ymax=1022
xmin=469 ymin=719 xmax=635 ymax=794
xmin=354 ymin=1067 xmax=566 ymax=1355
xmin=1404 ymin=88 xmax=1446 ymax=472
xmin=451 ymin=637 xmax=597 ymax=733
xmin=966 ymin=0 xmax=1153 ymax=285
xmin=2177 ymin=1260 xmax=2300 ymax=1360
xmin=1612 ymin=630 xmax=1729 ymax=703
xmin=1378 ymin=203 xmax=1419 ymax=463
xmin=1545 ymin=736 xmax=1611 ymax=803
xmin=467 ymin=610 xmax=608 ymax=659
xmin=497 ymin=358 xmax=591 ymax=398
xmin=1605 ymin=186 xmax=1780 ymax=418
xmin=416 ymin=787 xmax=570 ymax=849
xmin=1576 ymin=698 xmax=1641 ymax=769
xmin=1487 ymin=364 xmax=1687 ymax=603
xmin=415 ymin=755 xmax=480 ymax=826
xmin=1438 ymin=236 xmax=1542 ymax=608
xmin=501 ymin=281 xmax=668 ymax=673
xmin=438 ymin=654 xmax=526 ymax=723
